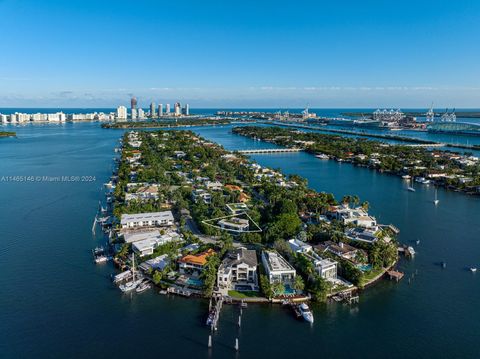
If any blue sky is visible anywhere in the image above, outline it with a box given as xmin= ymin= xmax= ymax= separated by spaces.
xmin=0 ymin=0 xmax=479 ymax=108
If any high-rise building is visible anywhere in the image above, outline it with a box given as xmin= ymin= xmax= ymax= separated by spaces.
xmin=116 ymin=106 xmax=128 ymax=120
xmin=131 ymin=97 xmax=137 ymax=110
xmin=150 ymin=102 xmax=156 ymax=117
xmin=183 ymin=104 xmax=190 ymax=116
xmin=131 ymin=108 xmax=138 ymax=120
xmin=174 ymin=102 xmax=181 ymax=116
xmin=138 ymin=108 xmax=145 ymax=119
xmin=158 ymin=104 xmax=163 ymax=117
xmin=165 ymin=103 xmax=171 ymax=114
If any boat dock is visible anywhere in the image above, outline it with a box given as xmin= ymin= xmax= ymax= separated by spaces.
xmin=207 ymin=295 xmax=224 ymax=331
xmin=387 ymin=270 xmax=405 ymax=282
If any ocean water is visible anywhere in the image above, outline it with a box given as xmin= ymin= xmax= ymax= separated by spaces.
xmin=0 ymin=121 xmax=479 ymax=358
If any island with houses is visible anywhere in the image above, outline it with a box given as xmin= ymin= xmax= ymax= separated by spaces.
xmin=93 ymin=129 xmax=404 ymax=323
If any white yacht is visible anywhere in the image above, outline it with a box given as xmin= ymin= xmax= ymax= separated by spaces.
xmin=434 ymin=189 xmax=439 ymax=205
xmin=315 ymin=153 xmax=329 ymax=160
xmin=299 ymin=303 xmax=314 ymax=323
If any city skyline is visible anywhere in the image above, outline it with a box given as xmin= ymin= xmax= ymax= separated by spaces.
xmin=1 ymin=0 xmax=479 ymax=107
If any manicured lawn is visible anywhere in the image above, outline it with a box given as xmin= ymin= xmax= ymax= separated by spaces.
xmin=228 ymin=290 xmax=260 ymax=298
xmin=360 ymin=267 xmax=386 ymax=287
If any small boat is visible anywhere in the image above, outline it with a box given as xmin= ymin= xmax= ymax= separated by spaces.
xmin=416 ymin=240 xmax=421 ymax=245
xmin=434 ymin=188 xmax=439 ymax=205
xmin=402 ymin=175 xmax=411 ymax=180
xmin=470 ymin=267 xmax=477 ymax=273
xmin=407 ymin=178 xmax=415 ymax=192
xmin=136 ymin=281 xmax=151 ymax=293
xmin=206 ymin=310 xmax=215 ymax=326
xmin=407 ymin=246 xmax=416 ymax=257
xmin=441 ymin=261 xmax=447 ymax=269
xmin=315 ymin=153 xmax=329 ymax=160
xmin=298 ymin=303 xmax=314 ymax=323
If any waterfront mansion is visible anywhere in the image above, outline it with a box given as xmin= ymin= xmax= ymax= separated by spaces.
xmin=217 ymin=248 xmax=258 ymax=293
xmin=261 ymin=250 xmax=296 ymax=286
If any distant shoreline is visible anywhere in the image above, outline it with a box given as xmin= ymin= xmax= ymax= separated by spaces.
xmin=0 ymin=131 xmax=16 ymax=137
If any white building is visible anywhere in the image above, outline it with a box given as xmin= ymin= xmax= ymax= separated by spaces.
xmin=288 ymin=238 xmax=312 ymax=254
xmin=138 ymin=108 xmax=145 ymax=119
xmin=0 ymin=114 xmax=8 ymax=123
xmin=139 ymin=254 xmax=170 ymax=272
xmin=120 ymin=211 xmax=174 ymax=229
xmin=217 ymin=248 xmax=258 ymax=291
xmin=165 ymin=103 xmax=171 ymax=114
xmin=158 ymin=104 xmax=163 ymax=117
xmin=261 ymin=250 xmax=296 ymax=286
xmin=205 ymin=180 xmax=223 ymax=191
xmin=328 ymin=205 xmax=377 ymax=229
xmin=218 ymin=217 xmax=249 ymax=233
xmin=131 ymin=108 xmax=138 ymax=120
xmin=192 ymin=189 xmax=211 ymax=204
xmin=116 ymin=106 xmax=128 ymax=120
xmin=132 ymin=233 xmax=181 ymax=257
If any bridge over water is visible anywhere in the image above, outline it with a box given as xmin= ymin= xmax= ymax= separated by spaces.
xmin=237 ymin=148 xmax=303 ymax=154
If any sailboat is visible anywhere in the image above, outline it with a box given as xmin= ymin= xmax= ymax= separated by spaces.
xmin=407 ymin=178 xmax=415 ymax=192
xmin=433 ymin=188 xmax=439 ymax=205
xmin=119 ymin=254 xmax=142 ymax=292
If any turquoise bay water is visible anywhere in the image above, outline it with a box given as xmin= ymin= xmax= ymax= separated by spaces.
xmin=1 ymin=122 xmax=480 ymax=358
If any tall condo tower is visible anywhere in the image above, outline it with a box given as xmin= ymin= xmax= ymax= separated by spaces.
xmin=158 ymin=104 xmax=163 ymax=117
xmin=150 ymin=102 xmax=156 ymax=117
xmin=165 ymin=103 xmax=171 ymax=114
xmin=130 ymin=97 xmax=137 ymax=110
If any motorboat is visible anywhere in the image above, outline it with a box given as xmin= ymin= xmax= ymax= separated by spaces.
xmin=298 ymin=303 xmax=314 ymax=323
xmin=136 ymin=281 xmax=151 ymax=293
xmin=315 ymin=153 xmax=329 ymax=160
xmin=470 ymin=267 xmax=477 ymax=273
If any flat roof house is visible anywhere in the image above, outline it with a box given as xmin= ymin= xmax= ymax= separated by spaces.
xmin=288 ymin=238 xmax=313 ymax=254
xmin=218 ymin=217 xmax=249 ymax=233
xmin=217 ymin=248 xmax=258 ymax=292
xmin=132 ymin=233 xmax=181 ymax=257
xmin=261 ymin=250 xmax=296 ymax=286
xmin=120 ymin=211 xmax=174 ymax=229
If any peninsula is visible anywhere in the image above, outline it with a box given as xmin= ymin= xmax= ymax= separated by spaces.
xmin=98 ymin=129 xmax=400 ymax=311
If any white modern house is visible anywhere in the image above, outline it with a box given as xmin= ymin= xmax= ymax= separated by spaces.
xmin=192 ymin=189 xmax=212 ymax=204
xmin=288 ymin=238 xmax=337 ymax=280
xmin=288 ymin=238 xmax=312 ymax=253
xmin=217 ymin=248 xmax=258 ymax=292
xmin=218 ymin=217 xmax=249 ymax=233
xmin=328 ymin=205 xmax=377 ymax=229
xmin=261 ymin=250 xmax=296 ymax=286
xmin=120 ymin=211 xmax=174 ymax=229
xmin=139 ymin=254 xmax=170 ymax=272
xmin=205 ymin=180 xmax=223 ymax=191
xmin=132 ymin=232 xmax=181 ymax=257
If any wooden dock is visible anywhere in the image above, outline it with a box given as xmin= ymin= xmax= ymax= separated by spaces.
xmin=387 ymin=270 xmax=405 ymax=282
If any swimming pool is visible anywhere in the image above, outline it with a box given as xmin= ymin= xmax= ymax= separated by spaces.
xmin=283 ymin=285 xmax=296 ymax=295
xmin=357 ymin=264 xmax=372 ymax=272
xmin=186 ymin=278 xmax=203 ymax=287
